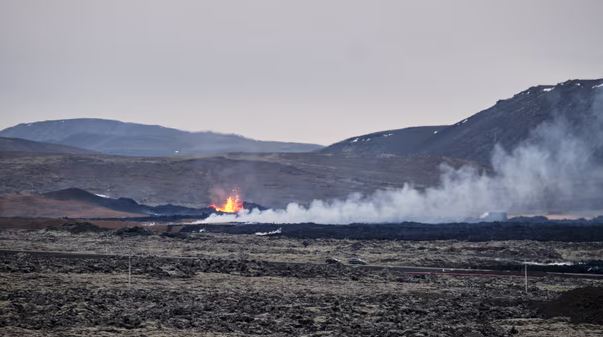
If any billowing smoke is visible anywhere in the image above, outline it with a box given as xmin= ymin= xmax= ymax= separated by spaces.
xmin=204 ymin=88 xmax=603 ymax=224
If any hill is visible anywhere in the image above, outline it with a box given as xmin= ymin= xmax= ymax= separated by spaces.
xmin=321 ymin=126 xmax=446 ymax=156
xmin=0 ymin=192 xmax=144 ymax=218
xmin=0 ymin=118 xmax=322 ymax=156
xmin=0 ymin=137 xmax=96 ymax=155
xmin=323 ymin=79 xmax=603 ymax=164
xmin=0 ymin=188 xmax=215 ymax=218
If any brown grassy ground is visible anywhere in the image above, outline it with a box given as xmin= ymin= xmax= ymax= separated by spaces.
xmin=0 ymin=194 xmax=144 ymax=218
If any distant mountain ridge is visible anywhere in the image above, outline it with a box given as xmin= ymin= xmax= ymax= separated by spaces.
xmin=323 ymin=79 xmax=603 ymax=164
xmin=0 ymin=118 xmax=323 ymax=156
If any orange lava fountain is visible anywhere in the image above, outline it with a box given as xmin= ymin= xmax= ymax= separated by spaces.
xmin=211 ymin=193 xmax=244 ymax=213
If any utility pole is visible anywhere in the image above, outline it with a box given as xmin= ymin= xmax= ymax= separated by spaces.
xmin=128 ymin=254 xmax=132 ymax=289
xmin=191 ymin=257 xmax=197 ymax=326
xmin=524 ymin=263 xmax=528 ymax=294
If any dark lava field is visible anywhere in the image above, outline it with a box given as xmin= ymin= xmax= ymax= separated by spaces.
xmin=0 ymin=226 xmax=602 ymax=337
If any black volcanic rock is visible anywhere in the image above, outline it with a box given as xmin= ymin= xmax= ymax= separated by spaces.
xmin=538 ymin=286 xmax=603 ymax=324
xmin=0 ymin=118 xmax=323 ymax=156
xmin=114 ymin=226 xmax=153 ymax=237
xmin=47 ymin=222 xmax=107 ymax=234
xmin=243 ymin=201 xmax=268 ymax=211
xmin=181 ymin=221 xmax=603 ymax=242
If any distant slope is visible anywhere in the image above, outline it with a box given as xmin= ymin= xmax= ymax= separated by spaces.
xmin=324 ymin=79 xmax=603 ymax=164
xmin=0 ymin=137 xmax=95 ymax=155
xmin=0 ymin=152 xmax=477 ymax=209
xmin=0 ymin=188 xmax=215 ymax=218
xmin=43 ymin=188 xmax=214 ymax=216
xmin=0 ymin=193 xmax=144 ymax=218
xmin=417 ymin=79 xmax=603 ymax=163
xmin=321 ymin=126 xmax=447 ymax=156
xmin=0 ymin=118 xmax=322 ymax=156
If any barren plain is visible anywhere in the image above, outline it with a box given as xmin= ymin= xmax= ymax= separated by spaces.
xmin=0 ymin=227 xmax=601 ymax=337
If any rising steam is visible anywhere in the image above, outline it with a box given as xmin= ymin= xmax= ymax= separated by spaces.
xmin=204 ymin=86 xmax=603 ymax=224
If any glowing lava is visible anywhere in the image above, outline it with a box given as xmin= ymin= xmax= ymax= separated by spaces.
xmin=211 ymin=194 xmax=244 ymax=213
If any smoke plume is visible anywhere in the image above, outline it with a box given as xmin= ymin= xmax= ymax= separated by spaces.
xmin=204 ymin=88 xmax=603 ymax=224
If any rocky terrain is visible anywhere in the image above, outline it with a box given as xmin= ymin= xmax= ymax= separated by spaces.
xmin=182 ymin=221 xmax=603 ymax=243
xmin=0 ymin=228 xmax=601 ymax=337
xmin=1 ymin=79 xmax=602 ymax=336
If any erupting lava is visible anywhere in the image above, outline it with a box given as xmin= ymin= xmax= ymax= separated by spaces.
xmin=211 ymin=193 xmax=244 ymax=213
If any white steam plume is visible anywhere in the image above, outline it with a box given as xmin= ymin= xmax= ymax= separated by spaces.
xmin=204 ymin=89 xmax=603 ymax=224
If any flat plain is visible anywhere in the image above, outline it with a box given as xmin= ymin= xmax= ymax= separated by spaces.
xmin=0 ymin=227 xmax=601 ymax=336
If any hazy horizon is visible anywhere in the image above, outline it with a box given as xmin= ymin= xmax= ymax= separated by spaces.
xmin=2 ymin=0 xmax=603 ymax=144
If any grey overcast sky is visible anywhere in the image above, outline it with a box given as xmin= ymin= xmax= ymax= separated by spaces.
xmin=1 ymin=0 xmax=602 ymax=145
